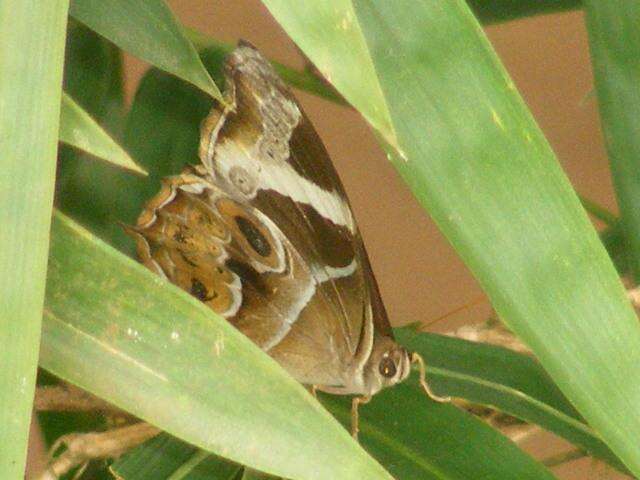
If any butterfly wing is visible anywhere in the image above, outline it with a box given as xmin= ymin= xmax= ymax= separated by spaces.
xmin=131 ymin=43 xmax=392 ymax=391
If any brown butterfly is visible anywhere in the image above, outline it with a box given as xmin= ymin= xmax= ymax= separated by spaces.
xmin=127 ymin=41 xmax=448 ymax=438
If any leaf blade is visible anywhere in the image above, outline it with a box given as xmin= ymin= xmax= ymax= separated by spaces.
xmin=60 ymin=92 xmax=146 ymax=175
xmin=259 ymin=0 xmax=396 ymax=147
xmin=467 ymin=0 xmax=581 ymax=24
xmin=111 ymin=434 xmax=242 ymax=480
xmin=323 ymin=384 xmax=558 ymax=480
xmin=353 ymin=1 xmax=640 ymax=475
xmin=0 ymin=1 xmax=69 ymax=477
xmin=395 ymin=329 xmax=627 ymax=472
xmin=263 ymin=0 xmax=640 ymax=475
xmin=41 ymin=212 xmax=393 ymax=480
xmin=584 ymin=2 xmax=640 ymax=281
xmin=69 ymin=0 xmax=222 ymax=100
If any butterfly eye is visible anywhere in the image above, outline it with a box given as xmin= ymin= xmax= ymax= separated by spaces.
xmin=379 ymin=356 xmax=397 ymax=378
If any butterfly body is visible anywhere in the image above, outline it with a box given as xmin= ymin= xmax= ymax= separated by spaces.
xmin=129 ymin=43 xmax=423 ymax=414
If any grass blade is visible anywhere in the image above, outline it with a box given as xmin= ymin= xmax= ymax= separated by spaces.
xmin=323 ymin=383 xmax=557 ymax=479
xmin=111 ymin=434 xmax=241 ymax=480
xmin=41 ymin=212 xmax=393 ymax=480
xmin=114 ymin=384 xmax=560 ymax=480
xmin=242 ymin=469 xmax=278 ymax=480
xmin=467 ymin=0 xmax=581 ymax=24
xmin=63 ymin=20 xmax=125 ymax=130
xmin=60 ymin=92 xmax=145 ymax=175
xmin=0 ymin=1 xmax=69 ymax=477
xmin=56 ymin=20 xmax=132 ymax=245
xmin=584 ymin=2 xmax=640 ymax=281
xmin=395 ymin=329 xmax=627 ymax=473
xmin=257 ymin=2 xmax=395 ymax=147
xmin=185 ymin=31 xmax=346 ymax=105
xmin=355 ymin=1 xmax=640 ymax=475
xmin=69 ymin=0 xmax=222 ymax=100
xmin=263 ymin=0 xmax=640 ymax=476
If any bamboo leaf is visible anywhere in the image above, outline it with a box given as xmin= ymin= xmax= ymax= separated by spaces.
xmin=395 ymin=329 xmax=627 ymax=473
xmin=41 ymin=212 xmax=393 ymax=480
xmin=0 ymin=1 xmax=69 ymax=477
xmin=263 ymin=0 xmax=640 ymax=476
xmin=323 ymin=383 xmax=557 ymax=480
xmin=114 ymin=379 xmax=560 ymax=480
xmin=257 ymin=2 xmax=396 ymax=147
xmin=242 ymin=468 xmax=278 ymax=480
xmin=584 ymin=2 xmax=640 ymax=281
xmin=69 ymin=0 xmax=222 ymax=100
xmin=60 ymin=92 xmax=145 ymax=175
xmin=111 ymin=434 xmax=241 ymax=480
xmin=185 ymin=31 xmax=346 ymax=105
xmin=57 ymin=22 xmax=138 ymax=245
xmin=63 ymin=20 xmax=125 ymax=130
xmin=467 ymin=0 xmax=581 ymax=24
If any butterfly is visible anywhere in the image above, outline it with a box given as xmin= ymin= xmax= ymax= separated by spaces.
xmin=127 ymin=41 xmax=447 ymax=438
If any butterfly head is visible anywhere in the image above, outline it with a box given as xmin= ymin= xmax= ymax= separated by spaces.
xmin=361 ymin=336 xmax=412 ymax=395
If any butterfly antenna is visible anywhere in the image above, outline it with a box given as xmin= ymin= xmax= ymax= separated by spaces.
xmin=423 ymin=292 xmax=488 ymax=328
xmin=410 ymin=352 xmax=451 ymax=403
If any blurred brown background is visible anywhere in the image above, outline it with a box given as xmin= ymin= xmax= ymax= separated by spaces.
xmin=122 ymin=2 xmax=622 ymax=478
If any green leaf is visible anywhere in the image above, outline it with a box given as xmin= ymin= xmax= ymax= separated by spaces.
xmin=185 ymin=31 xmax=346 ymax=105
xmin=242 ymin=468 xmax=278 ymax=480
xmin=259 ymin=1 xmax=396 ymax=147
xmin=467 ymin=0 xmax=581 ymax=24
xmin=601 ymin=222 xmax=629 ymax=275
xmin=63 ymin=19 xmax=125 ymax=130
xmin=395 ymin=329 xmax=627 ymax=473
xmin=584 ymin=2 xmax=640 ymax=281
xmin=111 ymin=434 xmax=241 ymax=480
xmin=69 ymin=0 xmax=222 ymax=101
xmin=41 ymin=212 xmax=393 ymax=480
xmin=322 ymin=382 xmax=557 ymax=479
xmin=60 ymin=92 xmax=146 ymax=175
xmin=0 ymin=2 xmax=69 ymax=477
xmin=123 ymin=68 xmax=210 ymax=179
xmin=264 ymin=0 xmax=640 ymax=476
xmin=114 ymin=381 xmax=558 ymax=480
xmin=56 ymin=21 xmax=139 ymax=246
xmin=579 ymin=195 xmax=617 ymax=227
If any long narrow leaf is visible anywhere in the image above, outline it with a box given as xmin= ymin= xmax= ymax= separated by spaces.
xmin=69 ymin=0 xmax=222 ymax=101
xmin=467 ymin=0 xmax=581 ymax=24
xmin=584 ymin=2 xmax=640 ymax=281
xmin=263 ymin=0 xmax=640 ymax=476
xmin=242 ymin=469 xmax=277 ymax=480
xmin=108 ymin=329 xmax=611 ymax=479
xmin=395 ymin=329 xmax=627 ymax=472
xmin=185 ymin=31 xmax=347 ymax=105
xmin=254 ymin=2 xmax=395 ymax=147
xmin=63 ymin=20 xmax=125 ymax=130
xmin=323 ymin=384 xmax=557 ymax=480
xmin=0 ymin=2 xmax=69 ymax=478
xmin=111 ymin=434 xmax=241 ymax=480
xmin=60 ymin=93 xmax=145 ymax=175
xmin=57 ymin=21 xmax=136 ymax=246
xmin=113 ymin=375 xmax=560 ymax=480
xmin=41 ymin=212 xmax=393 ymax=480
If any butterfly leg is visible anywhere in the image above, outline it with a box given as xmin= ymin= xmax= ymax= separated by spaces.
xmin=411 ymin=352 xmax=451 ymax=403
xmin=308 ymin=385 xmax=318 ymax=399
xmin=351 ymin=395 xmax=371 ymax=440
xmin=628 ymin=286 xmax=640 ymax=308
